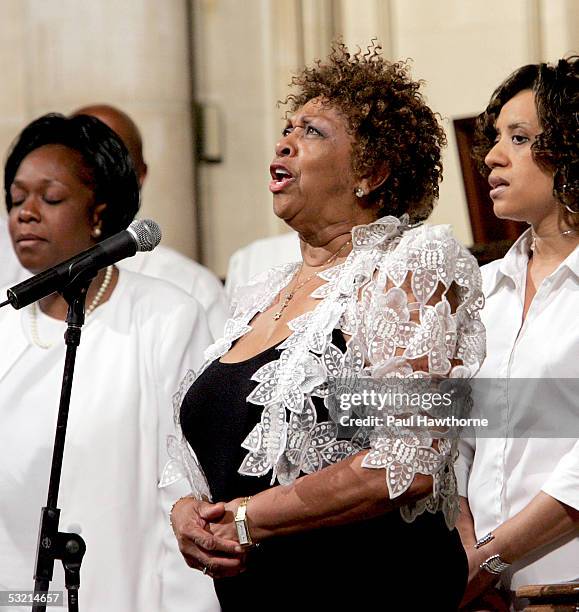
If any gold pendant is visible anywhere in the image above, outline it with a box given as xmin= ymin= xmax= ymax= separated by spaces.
xmin=273 ymin=292 xmax=294 ymax=320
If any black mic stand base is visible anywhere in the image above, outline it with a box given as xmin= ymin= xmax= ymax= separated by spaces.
xmin=33 ymin=522 xmax=85 ymax=612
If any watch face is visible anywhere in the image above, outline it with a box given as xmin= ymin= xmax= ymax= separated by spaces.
xmin=235 ymin=520 xmax=250 ymax=545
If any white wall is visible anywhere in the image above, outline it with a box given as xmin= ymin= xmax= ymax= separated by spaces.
xmin=1 ymin=1 xmax=576 ymax=276
xmin=0 ymin=0 xmax=197 ymax=258
xmin=195 ymin=0 xmax=579 ymax=275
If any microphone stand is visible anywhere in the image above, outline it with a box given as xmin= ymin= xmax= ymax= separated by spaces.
xmin=31 ymin=278 xmax=93 ymax=612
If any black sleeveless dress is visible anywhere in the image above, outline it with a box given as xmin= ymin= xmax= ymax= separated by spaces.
xmin=180 ymin=333 xmax=468 ymax=611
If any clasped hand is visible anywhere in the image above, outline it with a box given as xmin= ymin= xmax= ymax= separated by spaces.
xmin=171 ymin=497 xmax=247 ymax=578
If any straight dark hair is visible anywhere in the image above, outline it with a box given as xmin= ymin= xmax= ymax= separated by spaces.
xmin=5 ymin=113 xmax=140 ymax=238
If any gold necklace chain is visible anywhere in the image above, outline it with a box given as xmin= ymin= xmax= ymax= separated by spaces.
xmin=28 ymin=265 xmax=113 ymax=349
xmin=273 ymin=240 xmax=352 ymax=321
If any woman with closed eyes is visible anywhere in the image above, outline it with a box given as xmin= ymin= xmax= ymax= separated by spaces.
xmin=0 ymin=114 xmax=216 ymax=612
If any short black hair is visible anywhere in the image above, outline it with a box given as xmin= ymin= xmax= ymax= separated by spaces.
xmin=5 ymin=113 xmax=140 ymax=237
xmin=473 ymin=56 xmax=578 ymax=223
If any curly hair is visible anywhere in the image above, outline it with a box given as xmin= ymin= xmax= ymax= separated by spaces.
xmin=282 ymin=40 xmax=447 ymax=223
xmin=5 ymin=113 xmax=140 ymax=239
xmin=473 ymin=56 xmax=579 ymax=225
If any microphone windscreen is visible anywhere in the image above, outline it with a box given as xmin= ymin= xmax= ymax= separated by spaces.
xmin=128 ymin=219 xmax=162 ymax=252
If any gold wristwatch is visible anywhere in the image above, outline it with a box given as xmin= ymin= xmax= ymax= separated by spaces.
xmin=234 ymin=496 xmax=253 ymax=547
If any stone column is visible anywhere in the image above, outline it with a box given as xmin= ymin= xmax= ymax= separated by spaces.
xmin=1 ymin=0 xmax=197 ymax=258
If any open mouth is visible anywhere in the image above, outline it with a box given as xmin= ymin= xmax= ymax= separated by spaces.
xmin=488 ymin=175 xmax=509 ymax=199
xmin=269 ymin=164 xmax=295 ymax=193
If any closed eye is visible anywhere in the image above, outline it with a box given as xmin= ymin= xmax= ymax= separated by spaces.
xmin=10 ymin=189 xmax=25 ymax=205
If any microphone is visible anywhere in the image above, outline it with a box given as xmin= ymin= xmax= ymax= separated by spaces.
xmin=1 ymin=219 xmax=161 ymax=310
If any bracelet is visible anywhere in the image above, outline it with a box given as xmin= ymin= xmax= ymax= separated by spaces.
xmin=474 ymin=532 xmax=495 ymax=549
xmin=480 ymin=553 xmax=511 ymax=576
xmin=234 ymin=496 xmax=253 ymax=547
xmin=169 ymin=494 xmax=194 ymax=531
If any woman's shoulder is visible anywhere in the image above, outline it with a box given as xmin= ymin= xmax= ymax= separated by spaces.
xmin=394 ymin=224 xmax=480 ymax=274
xmin=110 ymin=269 xmax=212 ymax=361
xmin=397 ymin=223 xmax=471 ymax=253
xmin=355 ymin=217 xmax=475 ymax=264
xmin=113 ymin=268 xmax=206 ymax=320
xmin=366 ymin=222 xmax=483 ymax=313
xmin=118 ymin=267 xmax=195 ymax=298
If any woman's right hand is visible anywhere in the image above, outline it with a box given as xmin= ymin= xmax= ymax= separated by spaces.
xmin=170 ymin=496 xmax=247 ymax=578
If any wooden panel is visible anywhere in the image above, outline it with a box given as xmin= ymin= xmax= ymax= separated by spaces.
xmin=518 ymin=581 xmax=579 ymax=611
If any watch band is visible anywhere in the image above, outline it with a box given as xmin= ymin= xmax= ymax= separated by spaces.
xmin=480 ymin=553 xmax=511 ymax=575
xmin=234 ymin=496 xmax=253 ymax=547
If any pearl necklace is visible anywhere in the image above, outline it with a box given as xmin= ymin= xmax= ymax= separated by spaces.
xmin=28 ymin=265 xmax=113 ymax=349
xmin=85 ymin=265 xmax=113 ymax=316
xmin=273 ymin=240 xmax=352 ymax=321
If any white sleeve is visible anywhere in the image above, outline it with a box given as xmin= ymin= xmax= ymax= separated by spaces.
xmin=153 ymin=298 xmax=220 ymax=611
xmin=542 ymin=439 xmax=579 ymax=511
xmin=456 ymin=437 xmax=475 ymax=498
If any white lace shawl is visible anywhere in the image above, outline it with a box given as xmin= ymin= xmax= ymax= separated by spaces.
xmin=160 ymin=215 xmax=486 ymax=528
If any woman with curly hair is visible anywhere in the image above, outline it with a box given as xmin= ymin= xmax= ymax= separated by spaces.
xmin=168 ymin=41 xmax=485 ymax=611
xmin=456 ymin=57 xmax=579 ymax=610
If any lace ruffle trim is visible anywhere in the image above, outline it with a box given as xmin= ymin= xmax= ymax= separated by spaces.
xmin=161 ymin=216 xmax=485 ymax=527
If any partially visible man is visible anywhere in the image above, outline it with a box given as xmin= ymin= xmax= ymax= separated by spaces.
xmin=72 ymin=104 xmax=229 ymax=338
xmin=225 ymin=231 xmax=301 ymax=299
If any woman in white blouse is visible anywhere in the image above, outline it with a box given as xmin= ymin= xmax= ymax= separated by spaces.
xmin=457 ymin=57 xmax=579 ymax=610
xmin=0 ymin=114 xmax=218 ymax=611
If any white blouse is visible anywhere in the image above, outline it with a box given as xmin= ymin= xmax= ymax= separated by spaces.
xmin=456 ymin=230 xmax=579 ymax=589
xmin=120 ymin=244 xmax=229 ymax=340
xmin=0 ymin=270 xmax=219 ymax=612
xmin=163 ymin=215 xmax=486 ymax=530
